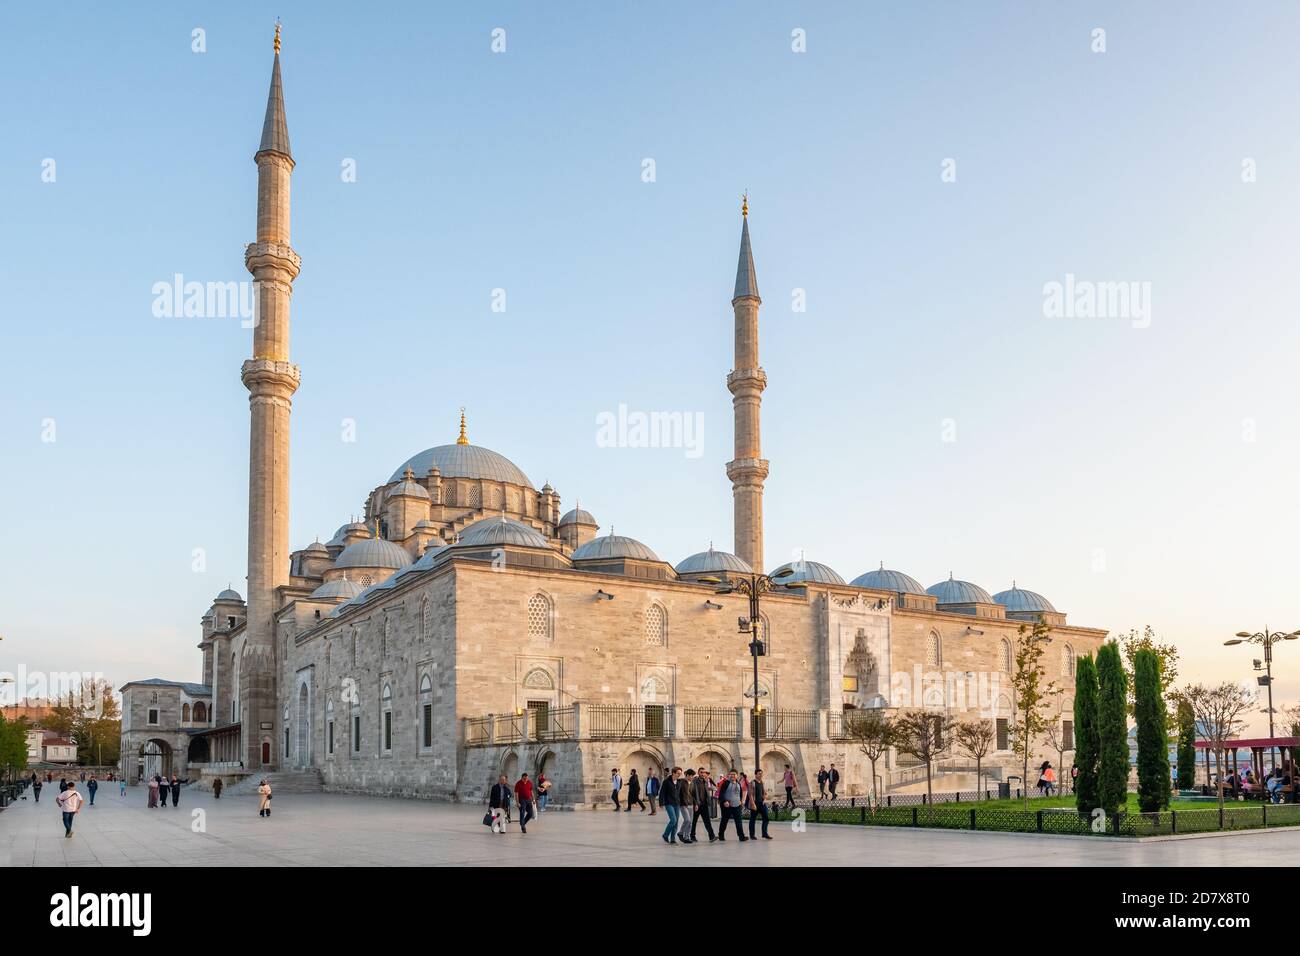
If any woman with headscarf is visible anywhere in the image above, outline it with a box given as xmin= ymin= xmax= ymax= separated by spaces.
xmin=258 ymin=778 xmax=272 ymax=817
xmin=147 ymin=774 xmax=160 ymax=808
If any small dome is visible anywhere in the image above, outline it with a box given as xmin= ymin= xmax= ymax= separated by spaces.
xmin=993 ymin=585 xmax=1057 ymax=614
xmin=389 ymin=444 xmax=533 ymax=489
xmin=214 ymin=588 xmax=244 ymax=603
xmin=769 ymin=560 xmax=845 ymax=585
xmin=335 ymin=536 xmax=414 ymax=571
xmin=456 ymin=517 xmax=552 ymax=549
xmin=573 ymin=534 xmax=661 ymax=563
xmin=851 ymin=565 xmax=927 ymax=595
xmin=926 ymin=575 xmax=994 ymax=605
xmin=327 ymin=521 xmax=371 ymax=548
xmin=303 ymin=540 xmax=330 ymax=556
xmin=388 ymin=467 xmax=430 ymax=500
xmin=559 ymin=507 xmax=598 ymax=528
xmin=541 ymin=482 xmax=554 ymax=493
xmin=675 ymin=547 xmax=753 ymax=576
xmin=309 ymin=578 xmax=365 ymax=601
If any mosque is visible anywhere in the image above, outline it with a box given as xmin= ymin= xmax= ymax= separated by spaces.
xmin=119 ymin=31 xmax=1107 ymax=801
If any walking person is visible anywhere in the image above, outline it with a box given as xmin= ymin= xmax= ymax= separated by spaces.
xmin=645 ymin=767 xmax=660 ymax=815
xmin=678 ymin=769 xmax=697 ymax=843
xmin=87 ymin=774 xmax=98 ymax=806
xmin=748 ymin=770 xmax=772 ymax=840
xmin=690 ymin=767 xmax=717 ymax=843
xmin=610 ymin=768 xmax=622 ymax=811
xmin=32 ymin=776 xmax=43 ymax=803
xmin=212 ymin=777 xmax=222 ymax=799
xmin=659 ymin=766 xmax=681 ymax=845
xmin=627 ymin=769 xmax=645 ymax=811
xmin=158 ymin=774 xmax=169 ymax=807
xmin=56 ymin=782 xmax=84 ymax=839
xmin=817 ymin=765 xmax=828 ymax=798
xmin=718 ymin=770 xmax=748 ymax=842
xmin=170 ymin=773 xmax=181 ymax=806
xmin=536 ymin=771 xmax=550 ymax=812
xmin=147 ymin=775 xmax=159 ymax=808
xmin=515 ymin=772 xmax=535 ymax=834
xmin=488 ymin=774 xmax=512 ymax=833
xmin=828 ymin=764 xmax=840 ymax=799
xmin=781 ymin=764 xmax=797 ymax=811
xmin=258 ymin=778 xmax=272 ymax=817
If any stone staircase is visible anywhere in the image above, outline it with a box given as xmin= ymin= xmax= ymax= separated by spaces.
xmin=225 ymin=768 xmax=324 ymax=795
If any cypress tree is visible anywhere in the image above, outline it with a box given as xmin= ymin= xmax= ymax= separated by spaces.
xmin=1176 ymin=698 xmax=1196 ymax=791
xmin=1073 ymin=653 xmax=1100 ymax=815
xmin=1096 ymin=642 xmax=1130 ymax=816
xmin=1134 ymin=648 xmax=1171 ymax=811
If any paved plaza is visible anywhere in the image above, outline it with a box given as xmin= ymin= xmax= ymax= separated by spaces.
xmin=1 ymin=787 xmax=1287 ymax=867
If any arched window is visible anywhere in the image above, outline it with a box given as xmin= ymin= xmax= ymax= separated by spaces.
xmin=1000 ymin=638 xmax=1012 ymax=673
xmin=182 ymin=703 xmax=191 ymax=723
xmin=490 ymin=487 xmax=502 ymax=510
xmin=382 ymin=616 xmax=391 ymax=659
xmin=467 ymin=484 xmax=481 ymax=508
xmin=326 ymin=698 xmax=335 ymax=758
xmin=325 ymin=641 xmax=332 ymax=679
xmin=419 ymin=673 xmax=434 ymax=752
xmin=644 ymin=603 xmax=667 ymax=646
xmin=522 ymin=667 xmax=555 ymax=691
xmin=351 ymin=630 xmax=358 ymax=666
xmin=193 ymin=701 xmax=207 ymax=723
xmin=527 ymin=593 xmax=553 ymax=642
xmin=150 ymin=691 xmax=159 ymax=704
xmin=1063 ymin=644 xmax=1076 ymax=678
xmin=420 ymin=596 xmax=431 ymax=641
xmin=759 ymin=613 xmax=773 ymax=654
xmin=381 ymin=683 xmax=393 ymax=755
xmin=925 ymin=632 xmax=941 ymax=668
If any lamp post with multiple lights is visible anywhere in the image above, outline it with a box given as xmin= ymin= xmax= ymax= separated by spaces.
xmin=1224 ymin=627 xmax=1300 ymax=765
xmin=700 ymin=567 xmax=806 ymax=774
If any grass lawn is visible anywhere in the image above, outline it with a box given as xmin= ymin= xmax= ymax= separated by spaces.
xmin=921 ymin=793 xmax=1213 ymax=812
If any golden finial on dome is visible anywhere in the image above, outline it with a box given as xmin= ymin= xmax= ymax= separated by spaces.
xmin=457 ymin=407 xmax=469 ymax=445
xmin=273 ymin=20 xmax=282 ymax=54
xmin=741 ymin=192 xmax=748 ymax=218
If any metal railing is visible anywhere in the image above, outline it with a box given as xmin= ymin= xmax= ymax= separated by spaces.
xmin=535 ymin=706 xmax=574 ymax=742
xmin=586 ymin=704 xmax=669 ymax=740
xmin=755 ymin=709 xmax=820 ymax=741
xmin=466 ymin=716 xmax=492 ymax=746
xmin=684 ymin=707 xmax=737 ymax=740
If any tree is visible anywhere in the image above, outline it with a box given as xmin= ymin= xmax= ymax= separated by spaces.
xmin=45 ymin=679 xmax=121 ymax=766
xmin=1009 ymin=621 xmax=1056 ymax=808
xmin=1183 ymin=682 xmax=1254 ymax=812
xmin=1043 ymin=693 xmax=1074 ymax=792
xmin=953 ymin=718 xmax=996 ymax=797
xmin=892 ymin=708 xmax=956 ymax=811
xmin=1095 ymin=642 xmax=1130 ymax=816
xmin=1073 ymin=653 xmax=1100 ymax=815
xmin=844 ymin=709 xmax=895 ymax=807
xmin=1133 ymin=647 xmax=1171 ymax=812
xmin=1118 ymin=626 xmax=1180 ymax=717
xmin=1175 ymin=697 xmax=1196 ymax=790
xmin=0 ymin=712 xmax=31 ymax=781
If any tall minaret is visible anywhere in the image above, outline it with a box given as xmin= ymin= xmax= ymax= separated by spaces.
xmin=725 ymin=195 xmax=769 ymax=572
xmin=240 ymin=22 xmax=300 ymax=770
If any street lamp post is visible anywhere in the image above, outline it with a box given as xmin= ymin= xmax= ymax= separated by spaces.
xmin=1224 ymin=627 xmax=1300 ymax=767
xmin=700 ymin=568 xmax=805 ymax=775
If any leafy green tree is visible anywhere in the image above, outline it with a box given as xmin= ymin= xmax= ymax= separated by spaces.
xmin=1073 ymin=654 xmax=1100 ymax=815
xmin=845 ymin=709 xmax=895 ymax=807
xmin=1009 ymin=621 xmax=1056 ymax=808
xmin=1118 ymin=626 xmax=1179 ymax=717
xmin=1095 ymin=642 xmax=1130 ymax=816
xmin=892 ymin=708 xmax=955 ymax=811
xmin=1175 ymin=698 xmax=1196 ymax=790
xmin=1134 ymin=648 xmax=1171 ymax=811
xmin=0 ymin=712 xmax=31 ymax=780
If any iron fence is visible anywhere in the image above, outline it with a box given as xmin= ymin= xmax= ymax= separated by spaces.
xmin=466 ymin=717 xmax=492 ymax=746
xmin=684 ymin=707 xmax=737 ymax=740
xmin=535 ymin=706 xmax=574 ymax=742
xmin=754 ymin=708 xmax=820 ymax=741
xmin=586 ymin=704 xmax=669 ymax=740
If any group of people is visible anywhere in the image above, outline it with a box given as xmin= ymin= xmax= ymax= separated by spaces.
xmin=145 ymin=773 xmax=184 ymax=808
xmin=1220 ymin=766 xmax=1295 ymax=803
xmin=486 ymin=770 xmax=551 ymax=833
xmin=653 ymin=766 xmax=773 ymax=844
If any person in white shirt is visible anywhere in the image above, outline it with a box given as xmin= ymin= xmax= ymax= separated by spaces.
xmin=610 ymin=768 xmax=623 ymax=811
xmin=56 ymin=784 xmax=84 ymax=838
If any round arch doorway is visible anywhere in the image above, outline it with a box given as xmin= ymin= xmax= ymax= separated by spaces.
xmin=138 ymin=739 xmax=173 ymax=782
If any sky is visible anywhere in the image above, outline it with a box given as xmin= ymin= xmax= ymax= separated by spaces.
xmin=2 ymin=2 xmax=1298 ymax=731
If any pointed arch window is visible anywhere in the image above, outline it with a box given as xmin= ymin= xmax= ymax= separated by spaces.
xmin=1063 ymin=644 xmax=1076 ymax=678
xmin=419 ymin=673 xmax=434 ymax=752
xmin=326 ymin=698 xmax=335 ymax=758
xmin=999 ymin=638 xmax=1012 ymax=673
xmin=925 ymin=632 xmax=942 ymax=668
xmin=182 ymin=703 xmax=191 ymax=723
xmin=644 ymin=603 xmax=667 ymax=646
xmin=527 ymin=593 xmax=553 ymax=642
xmin=381 ymin=682 xmax=393 ymax=755
xmin=420 ymin=595 xmax=431 ymax=642
xmin=467 ymin=484 xmax=481 ymax=508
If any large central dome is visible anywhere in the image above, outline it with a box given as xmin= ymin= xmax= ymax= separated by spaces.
xmin=388 ymin=443 xmax=534 ymax=489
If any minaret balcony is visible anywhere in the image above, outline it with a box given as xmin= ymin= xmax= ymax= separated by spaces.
xmin=241 ymin=358 xmax=301 ymax=394
xmin=726 ymin=367 xmax=767 ymax=394
xmin=244 ymin=241 xmax=302 ymax=278
xmin=726 ymin=457 xmax=770 ymax=483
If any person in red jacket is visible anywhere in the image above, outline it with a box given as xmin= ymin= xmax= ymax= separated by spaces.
xmin=514 ymin=772 xmax=535 ymax=834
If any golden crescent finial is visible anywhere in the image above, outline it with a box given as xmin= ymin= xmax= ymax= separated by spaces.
xmin=457 ymin=407 xmax=469 ymax=445
xmin=742 ymin=192 xmax=748 ymax=218
xmin=274 ymin=20 xmax=281 ymax=54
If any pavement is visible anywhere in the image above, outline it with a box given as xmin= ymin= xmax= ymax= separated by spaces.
xmin=2 ymin=784 xmax=1287 ymax=866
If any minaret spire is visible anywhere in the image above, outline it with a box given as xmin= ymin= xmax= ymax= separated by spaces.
xmin=457 ymin=407 xmax=469 ymax=445
xmin=725 ymin=197 xmax=769 ymax=571
xmin=240 ymin=27 xmax=301 ymax=771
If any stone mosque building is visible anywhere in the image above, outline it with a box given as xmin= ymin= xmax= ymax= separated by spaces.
xmin=120 ymin=33 xmax=1108 ymax=801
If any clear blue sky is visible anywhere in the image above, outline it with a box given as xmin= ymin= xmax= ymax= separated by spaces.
xmin=3 ymin=2 xmax=1299 ymax=729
